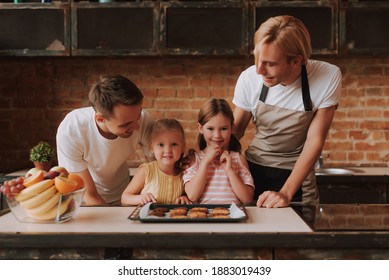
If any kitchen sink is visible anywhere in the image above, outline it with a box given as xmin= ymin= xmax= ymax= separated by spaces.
xmin=315 ymin=168 xmax=354 ymax=176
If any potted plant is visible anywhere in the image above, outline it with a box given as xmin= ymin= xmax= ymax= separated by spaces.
xmin=29 ymin=141 xmax=55 ymax=172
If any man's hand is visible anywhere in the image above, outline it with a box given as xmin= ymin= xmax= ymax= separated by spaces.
xmin=256 ymin=190 xmax=290 ymax=208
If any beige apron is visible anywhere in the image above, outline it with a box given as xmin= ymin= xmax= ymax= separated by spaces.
xmin=246 ymin=65 xmax=319 ymax=204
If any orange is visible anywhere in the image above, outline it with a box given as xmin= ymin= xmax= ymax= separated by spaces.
xmin=23 ymin=170 xmax=45 ymax=187
xmin=68 ymin=173 xmax=84 ymax=190
xmin=54 ymin=176 xmax=78 ymax=194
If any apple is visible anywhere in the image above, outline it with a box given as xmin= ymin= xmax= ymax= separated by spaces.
xmin=50 ymin=166 xmax=69 ymax=176
xmin=25 ymin=167 xmax=41 ymax=178
xmin=44 ymin=170 xmax=61 ymax=180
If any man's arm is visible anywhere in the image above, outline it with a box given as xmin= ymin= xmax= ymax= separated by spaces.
xmin=56 ymin=121 xmax=106 ymax=205
xmin=75 ymin=169 xmax=106 ymax=205
xmin=233 ymin=107 xmax=252 ymax=140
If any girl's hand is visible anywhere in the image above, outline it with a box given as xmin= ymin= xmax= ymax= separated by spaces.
xmin=220 ymin=151 xmax=232 ymax=172
xmin=175 ymin=195 xmax=193 ymax=204
xmin=138 ymin=193 xmax=157 ymax=205
xmin=203 ymin=144 xmax=223 ymax=163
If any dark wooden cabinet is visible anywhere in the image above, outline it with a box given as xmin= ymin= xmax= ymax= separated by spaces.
xmin=340 ymin=0 xmax=389 ymax=55
xmin=318 ymin=183 xmax=387 ymax=204
xmin=161 ymin=2 xmax=248 ymax=56
xmin=1 ymin=0 xmax=389 ymax=57
xmin=317 ymin=175 xmax=388 ymax=204
xmin=0 ymin=3 xmax=70 ymax=56
xmin=71 ymin=2 xmax=159 ymax=56
xmin=252 ymin=0 xmax=339 ymax=55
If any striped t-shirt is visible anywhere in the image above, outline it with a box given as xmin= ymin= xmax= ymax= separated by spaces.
xmin=183 ymin=150 xmax=254 ymax=204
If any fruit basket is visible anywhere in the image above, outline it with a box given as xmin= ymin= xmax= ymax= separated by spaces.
xmin=1 ymin=167 xmax=86 ymax=224
xmin=6 ymin=187 xmax=85 ymax=224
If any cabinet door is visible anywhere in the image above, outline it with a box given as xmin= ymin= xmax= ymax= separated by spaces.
xmin=71 ymin=2 xmax=159 ymax=56
xmin=340 ymin=1 xmax=389 ymax=55
xmin=251 ymin=0 xmax=338 ymax=55
xmin=161 ymin=2 xmax=248 ymax=56
xmin=0 ymin=3 xmax=70 ymax=56
xmin=318 ymin=183 xmax=387 ymax=204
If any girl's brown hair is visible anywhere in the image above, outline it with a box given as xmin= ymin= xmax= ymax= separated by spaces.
xmin=197 ymin=98 xmax=241 ymax=153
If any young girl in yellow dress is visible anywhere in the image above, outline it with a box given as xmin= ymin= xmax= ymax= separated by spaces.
xmin=121 ymin=119 xmax=190 ymax=205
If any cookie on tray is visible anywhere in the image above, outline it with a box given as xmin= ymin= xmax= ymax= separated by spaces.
xmin=188 ymin=211 xmax=207 ymax=218
xmin=211 ymin=207 xmax=230 ymax=215
xmin=169 ymin=207 xmax=188 ymax=217
xmin=149 ymin=208 xmax=168 ymax=217
xmin=209 ymin=213 xmax=230 ymax=219
xmin=190 ymin=207 xmax=208 ymax=213
xmin=171 ymin=215 xmax=188 ymax=219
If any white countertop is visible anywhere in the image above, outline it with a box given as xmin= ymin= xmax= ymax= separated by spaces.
xmin=6 ymin=167 xmax=389 ymax=178
xmin=0 ymin=206 xmax=312 ymax=233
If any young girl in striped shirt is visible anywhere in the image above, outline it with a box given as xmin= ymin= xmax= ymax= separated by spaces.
xmin=121 ymin=119 xmax=191 ymax=205
xmin=183 ymin=99 xmax=254 ymax=204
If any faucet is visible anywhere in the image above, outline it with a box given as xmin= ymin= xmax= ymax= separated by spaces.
xmin=315 ymin=156 xmax=324 ymax=169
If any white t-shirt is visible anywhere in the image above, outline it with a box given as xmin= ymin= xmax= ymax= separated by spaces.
xmin=233 ymin=59 xmax=341 ymax=120
xmin=56 ymin=107 xmax=153 ymax=203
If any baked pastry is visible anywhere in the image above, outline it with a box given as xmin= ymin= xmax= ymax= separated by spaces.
xmin=169 ymin=207 xmax=188 ymax=217
xmin=188 ymin=211 xmax=207 ymax=218
xmin=149 ymin=209 xmax=167 ymax=217
xmin=211 ymin=207 xmax=230 ymax=215
xmin=171 ymin=215 xmax=188 ymax=219
xmin=153 ymin=207 xmax=169 ymax=213
xmin=190 ymin=207 xmax=208 ymax=213
xmin=209 ymin=213 xmax=230 ymax=219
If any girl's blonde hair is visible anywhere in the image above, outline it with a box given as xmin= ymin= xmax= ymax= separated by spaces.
xmin=150 ymin=118 xmax=185 ymax=145
xmin=197 ymin=98 xmax=241 ymax=152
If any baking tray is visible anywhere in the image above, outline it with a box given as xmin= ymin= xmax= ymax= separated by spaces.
xmin=128 ymin=203 xmax=248 ymax=223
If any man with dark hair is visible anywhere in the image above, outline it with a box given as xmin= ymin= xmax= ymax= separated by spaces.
xmin=56 ymin=75 xmax=154 ymax=205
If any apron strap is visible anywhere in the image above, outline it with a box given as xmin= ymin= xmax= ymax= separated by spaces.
xmin=259 ymin=64 xmax=313 ymax=112
xmin=259 ymin=84 xmax=269 ymax=102
xmin=301 ymin=64 xmax=313 ymax=111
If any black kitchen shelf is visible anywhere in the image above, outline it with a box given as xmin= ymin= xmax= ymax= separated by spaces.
xmin=252 ymin=0 xmax=339 ymax=55
xmin=71 ymin=2 xmax=160 ymax=56
xmin=340 ymin=1 xmax=389 ymax=55
xmin=0 ymin=3 xmax=71 ymax=56
xmin=1 ymin=0 xmax=388 ymax=56
xmin=161 ymin=1 xmax=248 ymax=56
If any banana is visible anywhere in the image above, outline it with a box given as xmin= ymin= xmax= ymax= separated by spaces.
xmin=27 ymin=196 xmax=72 ymax=221
xmin=19 ymin=186 xmax=57 ymax=209
xmin=15 ymin=179 xmax=54 ymax=202
xmin=26 ymin=192 xmax=60 ymax=216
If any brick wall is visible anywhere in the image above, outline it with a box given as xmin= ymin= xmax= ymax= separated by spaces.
xmin=1 ymin=56 xmax=389 ymax=173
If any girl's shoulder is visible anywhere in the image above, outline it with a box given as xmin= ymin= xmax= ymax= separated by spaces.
xmin=192 ymin=150 xmax=204 ymax=160
xmin=229 ymin=152 xmax=249 ymax=166
xmin=138 ymin=161 xmax=158 ymax=173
